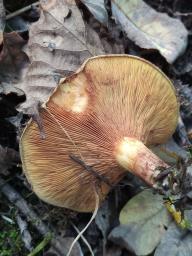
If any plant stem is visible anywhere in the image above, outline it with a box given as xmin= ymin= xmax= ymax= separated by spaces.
xmin=6 ymin=2 xmax=39 ymax=20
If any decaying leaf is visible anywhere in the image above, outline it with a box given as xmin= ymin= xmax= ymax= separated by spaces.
xmin=0 ymin=82 xmax=24 ymax=96
xmin=111 ymin=0 xmax=188 ymax=63
xmin=0 ymin=32 xmax=28 ymax=99
xmin=0 ymin=2 xmax=28 ymax=96
xmin=105 ymin=245 xmax=122 ymax=256
xmin=17 ymin=0 xmax=105 ymax=115
xmin=80 ymin=0 xmax=108 ymax=25
xmin=175 ymin=80 xmax=192 ymax=119
xmin=154 ymin=223 xmax=192 ymax=256
xmin=95 ymin=198 xmax=118 ymax=240
xmin=45 ymin=236 xmax=83 ymax=256
xmin=151 ymin=138 xmax=189 ymax=165
xmin=109 ymin=190 xmax=171 ymax=256
xmin=0 ymin=145 xmax=20 ymax=175
xmin=0 ymin=32 xmax=29 ymax=84
xmin=8 ymin=16 xmax=31 ymax=33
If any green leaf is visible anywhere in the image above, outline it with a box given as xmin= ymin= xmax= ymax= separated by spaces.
xmin=109 ymin=190 xmax=171 ymax=256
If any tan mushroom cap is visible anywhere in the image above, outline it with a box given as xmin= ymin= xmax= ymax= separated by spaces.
xmin=20 ymin=55 xmax=179 ymax=212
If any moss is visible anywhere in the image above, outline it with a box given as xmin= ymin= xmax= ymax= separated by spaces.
xmin=0 ymin=222 xmax=26 ymax=256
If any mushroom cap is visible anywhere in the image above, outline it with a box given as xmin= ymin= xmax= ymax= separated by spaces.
xmin=20 ymin=55 xmax=179 ymax=212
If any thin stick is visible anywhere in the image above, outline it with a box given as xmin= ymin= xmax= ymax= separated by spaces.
xmin=66 ymin=188 xmax=99 ymax=256
xmin=16 ymin=214 xmax=33 ymax=251
xmin=71 ymin=222 xmax=94 ymax=256
xmin=174 ymin=11 xmax=192 ymax=16
xmin=6 ymin=2 xmax=39 ymax=20
xmin=70 ymin=154 xmax=113 ymax=188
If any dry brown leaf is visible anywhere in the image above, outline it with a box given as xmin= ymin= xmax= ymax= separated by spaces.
xmin=0 ymin=82 xmax=24 ymax=96
xmin=0 ymin=145 xmax=20 ymax=175
xmin=45 ymin=236 xmax=83 ymax=256
xmin=0 ymin=32 xmax=29 ymax=84
xmin=112 ymin=0 xmax=188 ymax=63
xmin=17 ymin=0 xmax=105 ymax=114
xmin=0 ymin=1 xmax=28 ymax=88
xmin=0 ymin=24 xmax=28 ymax=97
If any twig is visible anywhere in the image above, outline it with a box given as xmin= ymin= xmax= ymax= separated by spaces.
xmin=174 ymin=11 xmax=192 ymax=16
xmin=0 ymin=177 xmax=49 ymax=235
xmin=16 ymin=214 xmax=33 ymax=251
xmin=0 ymin=0 xmax=5 ymax=44
xmin=70 ymin=221 xmax=94 ymax=256
xmin=70 ymin=154 xmax=113 ymax=188
xmin=6 ymin=2 xmax=39 ymax=20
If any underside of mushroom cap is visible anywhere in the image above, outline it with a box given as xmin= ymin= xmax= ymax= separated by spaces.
xmin=20 ymin=55 xmax=179 ymax=212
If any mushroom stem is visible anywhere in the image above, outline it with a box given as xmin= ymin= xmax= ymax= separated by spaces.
xmin=115 ymin=137 xmax=169 ymax=185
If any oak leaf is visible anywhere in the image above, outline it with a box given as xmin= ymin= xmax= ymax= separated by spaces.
xmin=17 ymin=0 xmax=105 ymax=115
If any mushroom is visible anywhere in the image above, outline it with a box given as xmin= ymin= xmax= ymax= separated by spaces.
xmin=20 ymin=55 xmax=179 ymax=212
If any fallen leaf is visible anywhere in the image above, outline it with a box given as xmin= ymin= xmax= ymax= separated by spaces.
xmin=109 ymin=190 xmax=171 ymax=256
xmin=0 ymin=82 xmax=24 ymax=96
xmin=154 ymin=223 xmax=192 ymax=256
xmin=45 ymin=236 xmax=83 ymax=256
xmin=6 ymin=112 xmax=23 ymax=129
xmin=7 ymin=16 xmax=29 ymax=33
xmin=105 ymin=245 xmax=122 ymax=256
xmin=17 ymin=0 xmax=105 ymax=115
xmin=80 ymin=0 xmax=108 ymax=25
xmin=0 ymin=32 xmax=29 ymax=83
xmin=0 ymin=145 xmax=20 ymax=175
xmin=0 ymin=4 xmax=28 ymax=96
xmin=150 ymin=138 xmax=189 ymax=165
xmin=182 ymin=166 xmax=192 ymax=202
xmin=95 ymin=198 xmax=118 ymax=239
xmin=111 ymin=0 xmax=188 ymax=63
xmin=175 ymin=80 xmax=192 ymax=119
